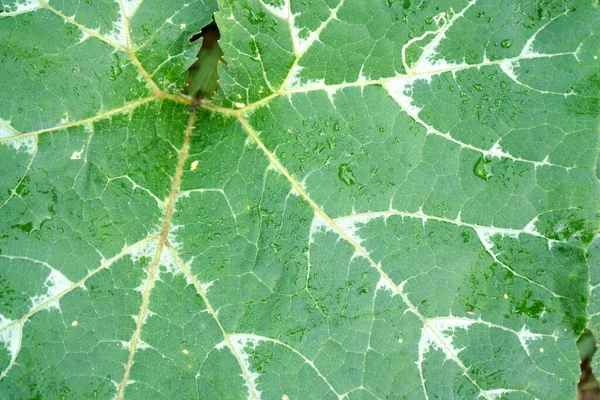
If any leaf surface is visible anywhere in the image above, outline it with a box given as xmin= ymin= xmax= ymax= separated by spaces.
xmin=1 ymin=0 xmax=599 ymax=399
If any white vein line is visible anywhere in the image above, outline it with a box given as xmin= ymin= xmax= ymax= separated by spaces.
xmin=419 ymin=316 xmax=563 ymax=384
xmin=237 ymin=117 xmax=492 ymax=398
xmin=333 ymin=212 xmax=573 ymax=368
xmin=256 ymin=0 xmax=309 ymax=61
xmin=0 ymin=255 xmax=72 ymax=285
xmin=335 ymin=210 xmax=556 ymax=241
xmin=111 ymin=175 xmax=165 ymax=208
xmin=520 ymin=9 xmax=571 ymax=58
xmin=176 ymin=188 xmax=226 ymax=197
xmin=0 ymin=235 xmax=160 ymax=336
xmin=132 ymin=5 xmax=188 ymax=52
xmin=0 ymin=96 xmax=158 ymax=142
xmin=175 ymin=188 xmax=239 ymax=234
xmin=0 ymin=119 xmax=18 ymax=135
xmin=116 ymin=0 xmax=134 ymax=49
xmin=258 ymin=0 xmax=288 ymax=17
xmin=474 ymin=228 xmax=569 ymax=300
xmin=166 ymin=244 xmax=260 ymax=400
xmin=479 ymin=389 xmax=536 ymax=399
xmin=283 ymin=0 xmax=295 ymax=51
xmin=382 ymin=83 xmax=568 ymax=169
xmin=116 ymin=106 xmax=198 ymax=400
xmin=0 ymin=319 xmax=22 ymax=381
xmin=0 ymin=144 xmax=37 ymax=210
xmin=279 ymin=0 xmax=346 ymax=89
xmin=149 ymin=55 xmax=175 ymax=77
xmin=228 ymin=333 xmax=342 ymax=398
xmin=5 ymin=1 xmax=167 ymax=97
xmin=255 ymin=49 xmax=276 ymax=93
xmin=426 ymin=316 xmax=559 ymax=342
xmin=410 ymin=0 xmax=477 ymax=74
xmin=0 ymin=1 xmax=43 ymax=17
xmin=260 ymin=0 xmax=345 ymax=58
xmin=499 ymin=61 xmax=576 ymax=96
xmin=494 ymin=8 xmax=580 ymax=99
xmin=39 ymin=1 xmax=128 ymax=51
xmin=230 ymin=19 xmax=276 ymax=93
xmin=296 ymin=0 xmax=344 ymax=57
xmin=275 ymin=50 xmax=581 ymax=96
xmin=401 ymin=24 xmax=438 ymax=73
xmin=340 ymin=386 xmax=378 ymax=399
xmin=418 ymin=346 xmax=429 ymax=400
xmin=214 ymin=49 xmax=581 ymax=117
xmin=121 ymin=0 xmax=143 ymax=19
xmin=258 ymin=0 xmax=290 ymax=23
xmin=0 ymin=2 xmax=125 ymax=51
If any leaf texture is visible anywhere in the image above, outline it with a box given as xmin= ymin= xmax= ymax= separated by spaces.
xmin=0 ymin=0 xmax=599 ymax=399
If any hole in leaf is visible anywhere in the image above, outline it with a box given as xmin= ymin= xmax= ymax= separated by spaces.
xmin=186 ymin=19 xmax=223 ymax=100
xmin=578 ymin=329 xmax=600 ymax=398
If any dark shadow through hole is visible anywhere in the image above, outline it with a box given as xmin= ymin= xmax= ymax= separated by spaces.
xmin=186 ymin=20 xmax=223 ymax=100
xmin=578 ymin=329 xmax=599 ymax=399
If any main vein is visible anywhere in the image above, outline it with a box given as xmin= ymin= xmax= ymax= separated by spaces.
xmin=116 ymin=106 xmax=197 ymax=400
xmin=237 ymin=115 xmax=490 ymax=398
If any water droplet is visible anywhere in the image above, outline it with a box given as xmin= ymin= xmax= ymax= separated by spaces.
xmin=473 ymin=83 xmax=484 ymax=92
xmin=500 ymin=39 xmax=512 ymax=48
xmin=473 ymin=155 xmax=492 ymax=181
xmin=338 ymin=163 xmax=356 ymax=186
xmin=461 ymin=230 xmax=470 ymax=242
xmin=109 ymin=54 xmax=123 ymax=81
xmin=11 ymin=222 xmax=33 ymax=233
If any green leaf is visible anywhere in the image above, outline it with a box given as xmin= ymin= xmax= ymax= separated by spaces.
xmin=1 ymin=0 xmax=599 ymax=399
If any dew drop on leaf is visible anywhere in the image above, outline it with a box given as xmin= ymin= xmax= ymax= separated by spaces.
xmin=338 ymin=163 xmax=356 ymax=186
xmin=473 ymin=155 xmax=492 ymax=181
